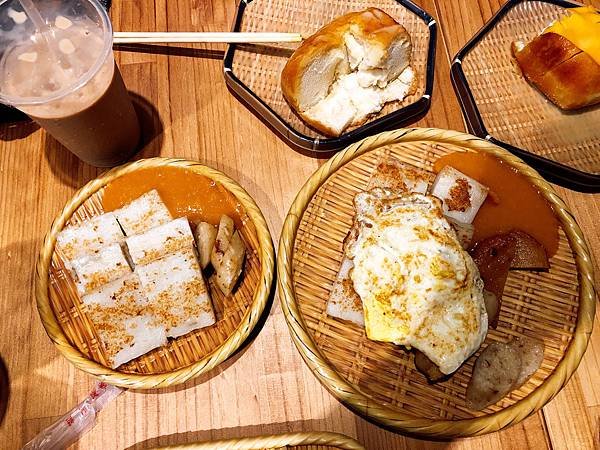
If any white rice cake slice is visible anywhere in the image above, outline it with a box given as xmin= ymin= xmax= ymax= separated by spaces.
xmin=71 ymin=243 xmax=132 ymax=295
xmin=326 ymin=257 xmax=365 ymax=326
xmin=56 ymin=212 xmax=124 ymax=261
xmin=367 ymin=158 xmax=432 ymax=194
xmin=327 ymin=160 xmax=433 ymax=327
xmin=82 ymin=273 xmax=167 ymax=369
xmin=114 ymin=189 xmax=172 ymax=236
xmin=125 ymin=217 xmax=195 ymax=266
xmin=430 ymin=166 xmax=489 ymax=224
xmin=135 ymin=248 xmax=215 ymax=338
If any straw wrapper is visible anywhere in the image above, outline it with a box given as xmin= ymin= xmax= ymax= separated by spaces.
xmin=23 ymin=382 xmax=123 ymax=449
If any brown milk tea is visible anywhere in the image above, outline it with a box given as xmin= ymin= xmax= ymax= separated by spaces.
xmin=0 ymin=13 xmax=140 ymax=166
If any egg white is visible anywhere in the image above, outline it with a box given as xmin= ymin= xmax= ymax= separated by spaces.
xmin=348 ymin=192 xmax=487 ymax=374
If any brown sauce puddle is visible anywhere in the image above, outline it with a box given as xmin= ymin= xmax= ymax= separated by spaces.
xmin=102 ymin=166 xmax=243 ymax=227
xmin=434 ymin=152 xmax=559 ymax=256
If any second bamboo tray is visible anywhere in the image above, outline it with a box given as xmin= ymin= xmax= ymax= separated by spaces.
xmin=35 ymin=157 xmax=275 ymax=389
xmin=277 ymin=128 xmax=595 ymax=438
xmin=154 ymin=431 xmax=364 ymax=450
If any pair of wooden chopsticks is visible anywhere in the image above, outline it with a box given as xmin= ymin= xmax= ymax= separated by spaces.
xmin=113 ymin=32 xmax=303 ymax=44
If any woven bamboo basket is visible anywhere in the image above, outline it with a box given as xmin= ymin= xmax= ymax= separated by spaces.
xmin=154 ymin=431 xmax=364 ymax=450
xmin=35 ymin=158 xmax=274 ymax=389
xmin=277 ymin=128 xmax=596 ymax=438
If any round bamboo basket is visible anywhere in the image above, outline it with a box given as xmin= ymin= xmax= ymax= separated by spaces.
xmin=35 ymin=157 xmax=274 ymax=389
xmin=155 ymin=431 xmax=364 ymax=450
xmin=277 ymin=128 xmax=596 ymax=438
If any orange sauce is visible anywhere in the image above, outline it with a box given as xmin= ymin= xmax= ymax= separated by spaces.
xmin=102 ymin=166 xmax=243 ymax=226
xmin=433 ymin=152 xmax=559 ymax=256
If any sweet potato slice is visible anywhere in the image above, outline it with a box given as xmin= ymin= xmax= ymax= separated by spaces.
xmin=215 ymin=230 xmax=245 ymax=296
xmin=509 ymin=230 xmax=549 ymax=270
xmin=466 ymin=337 xmax=544 ymax=410
xmin=466 ymin=342 xmax=522 ymax=411
xmin=211 ymin=215 xmax=235 ymax=271
xmin=414 ymin=350 xmax=445 ymax=382
xmin=511 ymin=336 xmax=544 ymax=387
xmin=194 ymin=222 xmax=217 ymax=269
xmin=470 ymin=234 xmax=517 ymax=327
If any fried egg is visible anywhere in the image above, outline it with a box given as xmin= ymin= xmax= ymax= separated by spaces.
xmin=347 ymin=192 xmax=487 ymax=374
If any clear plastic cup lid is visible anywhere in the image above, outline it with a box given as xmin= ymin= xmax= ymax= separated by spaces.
xmin=0 ymin=0 xmax=113 ymax=106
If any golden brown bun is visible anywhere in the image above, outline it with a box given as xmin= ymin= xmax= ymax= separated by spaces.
xmin=512 ymin=32 xmax=600 ymax=110
xmin=281 ymin=8 xmax=413 ymax=136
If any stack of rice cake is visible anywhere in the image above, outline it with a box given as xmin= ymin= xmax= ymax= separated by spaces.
xmin=56 ymin=190 xmax=216 ymax=368
xmin=326 ymin=158 xmax=484 ymax=326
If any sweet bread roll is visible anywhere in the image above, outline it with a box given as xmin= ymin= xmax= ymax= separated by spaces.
xmin=512 ymin=7 xmax=600 ymax=110
xmin=281 ymin=8 xmax=415 ymax=136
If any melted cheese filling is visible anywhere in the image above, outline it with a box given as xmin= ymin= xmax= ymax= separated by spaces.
xmin=544 ymin=6 xmax=600 ymax=66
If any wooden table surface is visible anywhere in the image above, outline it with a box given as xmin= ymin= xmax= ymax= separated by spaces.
xmin=1 ymin=0 xmax=598 ymax=449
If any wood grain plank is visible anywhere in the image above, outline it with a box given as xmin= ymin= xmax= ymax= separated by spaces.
xmin=576 ymin=305 xmax=600 ymax=408
xmin=543 ymin=375 xmax=596 ymax=450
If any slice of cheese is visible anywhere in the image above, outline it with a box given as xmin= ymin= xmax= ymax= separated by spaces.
xmin=544 ymin=6 xmax=600 ymax=66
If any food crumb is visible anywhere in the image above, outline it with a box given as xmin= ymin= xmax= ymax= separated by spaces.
xmin=446 ymin=178 xmax=471 ymax=212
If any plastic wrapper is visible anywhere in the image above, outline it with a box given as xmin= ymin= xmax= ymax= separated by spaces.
xmin=23 ymin=381 xmax=123 ymax=449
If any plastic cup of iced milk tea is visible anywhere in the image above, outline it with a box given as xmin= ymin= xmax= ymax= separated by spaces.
xmin=0 ymin=0 xmax=140 ymax=167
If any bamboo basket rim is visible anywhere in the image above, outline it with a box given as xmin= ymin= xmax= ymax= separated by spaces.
xmin=154 ymin=431 xmax=365 ymax=450
xmin=35 ymin=157 xmax=275 ymax=389
xmin=277 ymin=127 xmax=596 ymax=438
